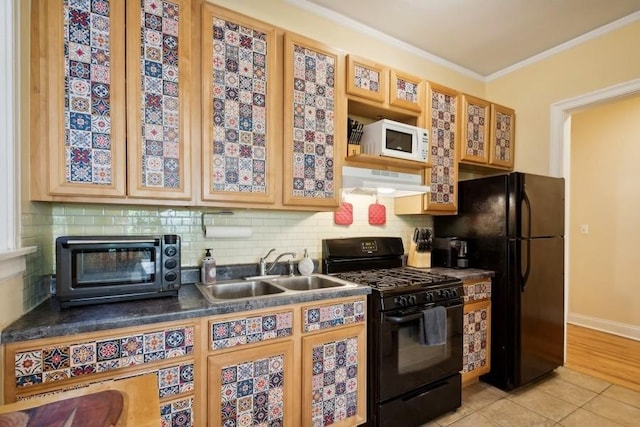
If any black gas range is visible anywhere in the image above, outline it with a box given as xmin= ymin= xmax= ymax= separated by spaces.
xmin=323 ymin=237 xmax=464 ymax=427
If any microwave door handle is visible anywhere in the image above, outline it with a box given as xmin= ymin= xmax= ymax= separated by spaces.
xmin=64 ymin=239 xmax=159 ymax=245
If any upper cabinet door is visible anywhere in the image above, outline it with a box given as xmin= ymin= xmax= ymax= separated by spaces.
xmin=126 ymin=0 xmax=193 ymax=200
xmin=346 ymin=55 xmax=388 ymax=103
xmin=46 ymin=0 xmax=127 ymax=197
xmin=201 ymin=5 xmax=278 ymax=204
xmin=425 ymin=82 xmax=459 ymax=213
xmin=389 ymin=69 xmax=423 ymax=113
xmin=460 ymin=94 xmax=491 ymax=165
xmin=283 ymin=33 xmax=345 ymax=208
xmin=489 ymin=103 xmax=516 ymax=169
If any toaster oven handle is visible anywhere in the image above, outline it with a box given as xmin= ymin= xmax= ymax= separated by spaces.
xmin=63 ymin=239 xmax=159 ymax=245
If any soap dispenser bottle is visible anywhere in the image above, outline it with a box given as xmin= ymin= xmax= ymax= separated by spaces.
xmin=201 ymin=249 xmax=217 ymax=284
xmin=297 ymin=248 xmax=314 ymax=276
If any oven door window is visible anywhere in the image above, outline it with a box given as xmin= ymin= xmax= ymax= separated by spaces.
xmin=72 ymin=248 xmax=156 ymax=287
xmin=379 ymin=303 xmax=463 ymax=401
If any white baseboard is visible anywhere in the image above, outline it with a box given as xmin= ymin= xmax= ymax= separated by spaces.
xmin=568 ymin=312 xmax=640 ymax=341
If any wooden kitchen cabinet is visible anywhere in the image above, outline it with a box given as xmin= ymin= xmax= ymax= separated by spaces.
xmin=200 ymin=4 xmax=280 ymax=205
xmin=30 ymin=0 xmax=194 ymax=203
xmin=283 ymin=33 xmax=346 ymax=209
xmin=346 ymin=55 xmax=388 ymax=103
xmin=489 ymin=103 xmax=516 ymax=169
xmin=346 ymin=55 xmax=423 ymax=120
xmin=205 ymin=307 xmax=296 ymax=426
xmin=460 ymin=94 xmax=491 ymax=165
xmin=395 ymin=81 xmax=460 ymax=215
xmin=3 ymin=320 xmax=201 ymax=426
xmin=300 ymin=297 xmax=367 ymax=427
xmin=459 ymin=94 xmax=516 ymax=171
xmin=461 ymin=278 xmax=492 ymax=386
xmin=207 ymin=341 xmax=295 ymax=426
xmin=204 ymin=297 xmax=367 ymax=427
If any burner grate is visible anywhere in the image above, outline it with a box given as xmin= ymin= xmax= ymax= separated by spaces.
xmin=333 ymin=268 xmax=455 ymax=290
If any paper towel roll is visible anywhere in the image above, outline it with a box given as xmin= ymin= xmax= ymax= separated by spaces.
xmin=204 ymin=225 xmax=252 ymax=239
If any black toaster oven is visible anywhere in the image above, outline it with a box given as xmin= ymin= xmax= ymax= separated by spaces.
xmin=55 ymin=235 xmax=181 ymax=307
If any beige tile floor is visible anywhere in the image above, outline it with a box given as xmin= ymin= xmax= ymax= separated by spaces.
xmin=422 ymin=366 xmax=640 ymax=427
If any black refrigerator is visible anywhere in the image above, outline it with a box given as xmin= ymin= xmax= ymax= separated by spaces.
xmin=434 ymin=172 xmax=564 ymax=391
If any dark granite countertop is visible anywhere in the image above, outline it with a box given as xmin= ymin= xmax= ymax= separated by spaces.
xmin=0 ymin=264 xmax=490 ymax=345
xmin=428 ymin=267 xmax=495 ymax=281
xmin=0 ymin=282 xmax=370 ymax=344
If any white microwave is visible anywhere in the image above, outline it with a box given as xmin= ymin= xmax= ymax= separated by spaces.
xmin=359 ymin=119 xmax=429 ymax=163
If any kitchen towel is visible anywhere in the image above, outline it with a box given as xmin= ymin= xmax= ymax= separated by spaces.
xmin=419 ymin=306 xmax=447 ymax=346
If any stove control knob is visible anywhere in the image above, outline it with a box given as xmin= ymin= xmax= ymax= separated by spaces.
xmin=451 ymin=289 xmax=459 ymax=297
xmin=394 ymin=296 xmax=408 ymax=307
xmin=443 ymin=290 xmax=451 ymax=298
xmin=408 ymin=295 xmax=417 ymax=305
xmin=424 ymin=293 xmax=433 ymax=302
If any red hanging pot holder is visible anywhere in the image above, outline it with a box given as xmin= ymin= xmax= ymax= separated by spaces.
xmin=334 ymin=201 xmax=353 ymax=225
xmin=368 ymin=201 xmax=386 ymax=225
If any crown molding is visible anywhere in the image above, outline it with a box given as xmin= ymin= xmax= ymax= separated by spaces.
xmin=487 ymin=11 xmax=640 ymax=81
xmin=289 ymin=1 xmax=640 ymax=82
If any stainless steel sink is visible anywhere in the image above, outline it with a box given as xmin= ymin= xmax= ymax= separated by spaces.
xmin=268 ymin=275 xmax=351 ymax=291
xmin=196 ymin=274 xmax=357 ymax=304
xmin=197 ymin=280 xmax=284 ymax=303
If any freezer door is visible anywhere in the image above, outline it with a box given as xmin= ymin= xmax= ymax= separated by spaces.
xmin=517 ymin=236 xmax=564 ymax=387
xmin=511 ymin=173 xmax=565 ymax=238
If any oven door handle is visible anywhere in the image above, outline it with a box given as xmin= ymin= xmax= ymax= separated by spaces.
xmin=385 ymin=311 xmax=428 ymax=324
xmin=64 ymin=239 xmax=159 ymax=245
xmin=385 ymin=301 xmax=463 ymax=324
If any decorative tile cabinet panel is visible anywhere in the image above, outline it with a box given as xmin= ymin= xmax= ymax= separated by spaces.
xmin=283 ymin=33 xmax=346 ymax=209
xmin=32 ymin=0 xmax=192 ymax=201
xmin=424 ymin=82 xmax=460 ymax=214
xmin=303 ymin=300 xmax=366 ymax=333
xmin=389 ymin=69 xmax=423 ymax=113
xmin=201 ymin=4 xmax=279 ymax=204
xmin=302 ymin=324 xmax=366 ymax=427
xmin=460 ymin=94 xmax=491 ymax=165
xmin=207 ymin=341 xmax=295 ymax=427
xmin=346 ymin=55 xmax=423 ymax=115
xmin=42 ymin=0 xmax=127 ymax=197
xmin=4 ymin=322 xmax=198 ymax=426
xmin=489 ymin=103 xmax=516 ymax=169
xmin=161 ymin=395 xmax=195 ymax=427
xmin=461 ymin=278 xmax=492 ymax=385
xmin=209 ymin=310 xmax=294 ymax=350
xmin=462 ymin=300 xmax=491 ymax=381
xmin=346 ymin=55 xmax=388 ymax=103
xmin=126 ymin=0 xmax=192 ymax=199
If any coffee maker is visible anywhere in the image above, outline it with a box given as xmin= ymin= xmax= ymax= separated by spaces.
xmin=432 ymin=237 xmax=469 ymax=269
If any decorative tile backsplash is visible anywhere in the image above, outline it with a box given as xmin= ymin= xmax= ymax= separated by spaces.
xmin=24 ymin=195 xmax=430 ymax=271
xmin=19 ymin=195 xmax=430 ymax=312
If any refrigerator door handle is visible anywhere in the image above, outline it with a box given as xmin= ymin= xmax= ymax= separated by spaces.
xmin=521 ymin=191 xmax=532 ymax=290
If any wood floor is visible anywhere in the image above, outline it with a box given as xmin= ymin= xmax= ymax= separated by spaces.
xmin=565 ymin=323 xmax=640 ymax=392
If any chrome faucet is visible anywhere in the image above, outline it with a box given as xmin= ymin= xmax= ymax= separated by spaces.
xmin=259 ymin=249 xmax=297 ymax=276
xmin=259 ymin=248 xmax=276 ymax=276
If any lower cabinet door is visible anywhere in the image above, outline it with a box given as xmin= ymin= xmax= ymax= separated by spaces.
xmin=207 ymin=341 xmax=295 ymax=427
xmin=462 ymin=299 xmax=492 ymax=384
xmin=301 ymin=324 xmax=367 ymax=427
